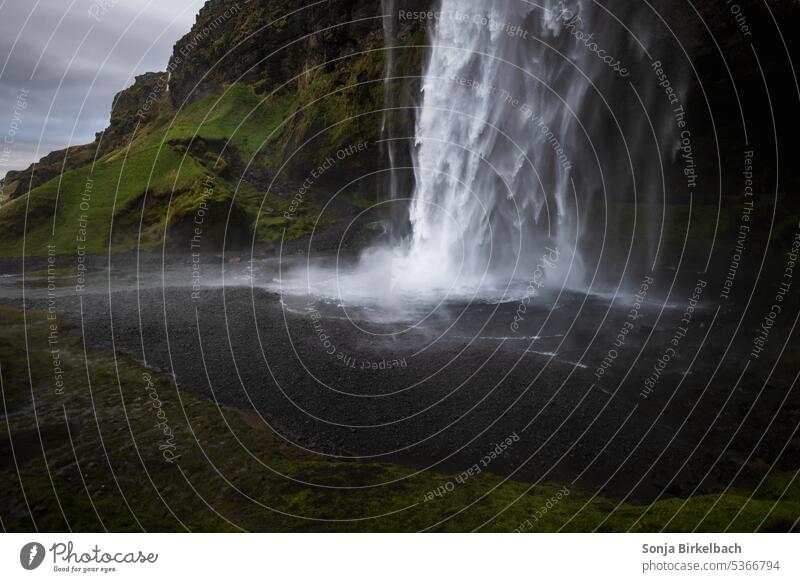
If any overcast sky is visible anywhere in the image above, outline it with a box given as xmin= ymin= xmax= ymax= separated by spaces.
xmin=0 ymin=0 xmax=204 ymax=178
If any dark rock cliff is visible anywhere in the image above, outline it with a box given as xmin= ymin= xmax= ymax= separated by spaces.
xmin=99 ymin=72 xmax=170 ymax=153
xmin=167 ymin=0 xmax=387 ymax=107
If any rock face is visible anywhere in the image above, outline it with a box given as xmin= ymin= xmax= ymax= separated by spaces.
xmin=0 ymin=143 xmax=98 ymax=201
xmin=167 ymin=0 xmax=387 ymax=108
xmin=99 ymin=72 xmax=169 ymax=154
xmin=0 ymin=74 xmax=168 ymax=202
xmin=163 ymin=0 xmax=430 ymax=183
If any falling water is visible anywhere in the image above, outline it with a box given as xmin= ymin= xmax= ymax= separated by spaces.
xmin=380 ymin=0 xmax=399 ymax=204
xmin=388 ymin=0 xmax=687 ymax=298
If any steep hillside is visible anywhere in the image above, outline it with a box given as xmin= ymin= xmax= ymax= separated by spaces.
xmin=0 ymin=0 xmax=429 ymax=257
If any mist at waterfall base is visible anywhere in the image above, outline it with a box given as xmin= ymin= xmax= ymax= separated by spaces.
xmin=276 ymin=0 xmax=688 ymax=322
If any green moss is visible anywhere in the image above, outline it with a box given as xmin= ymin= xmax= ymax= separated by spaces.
xmin=0 ymin=83 xmax=332 ymax=257
xmin=163 ymin=84 xmax=295 ymax=160
xmin=273 ymin=49 xmax=385 ymax=168
xmin=0 ymin=74 xmax=379 ymax=258
xmin=24 ymin=266 xmax=76 ymax=277
xmin=0 ymin=145 xmax=207 ymax=256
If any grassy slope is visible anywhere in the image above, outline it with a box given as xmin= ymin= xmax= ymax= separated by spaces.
xmin=0 ymin=83 xmax=332 ymax=257
xmin=0 ymin=146 xmax=207 ymax=257
xmin=1 ymin=304 xmax=797 ymax=532
xmin=164 ymin=84 xmax=295 ymax=161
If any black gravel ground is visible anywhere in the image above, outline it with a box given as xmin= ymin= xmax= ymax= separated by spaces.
xmin=3 ymin=252 xmax=799 ymax=504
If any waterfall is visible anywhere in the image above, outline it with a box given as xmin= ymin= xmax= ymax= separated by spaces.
xmin=387 ymin=0 xmax=687 ymax=297
xmin=380 ymin=0 xmax=399 ymax=204
xmin=287 ymin=0 xmax=689 ymax=308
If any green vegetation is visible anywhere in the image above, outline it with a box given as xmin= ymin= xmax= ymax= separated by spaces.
xmin=275 ymin=50 xmax=385 ymax=163
xmin=1 ymin=305 xmax=797 ymax=532
xmin=0 ymin=1 xmax=414 ymax=260
xmin=0 ymin=144 xmax=207 ymax=256
xmin=0 ymin=83 xmax=342 ymax=257
xmin=160 ymin=84 xmax=296 ymax=161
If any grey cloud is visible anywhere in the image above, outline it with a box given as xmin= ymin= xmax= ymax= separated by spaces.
xmin=0 ymin=0 xmax=203 ymax=178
